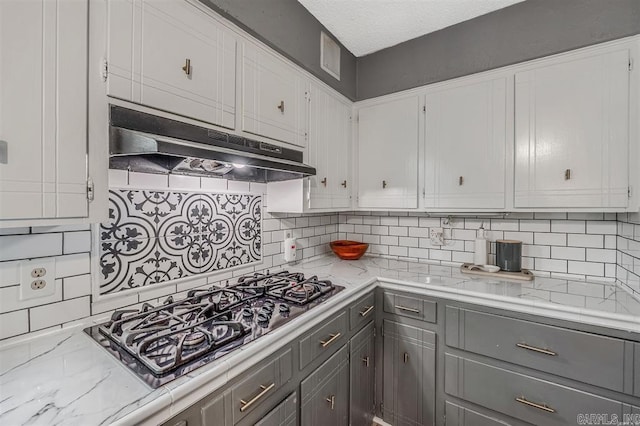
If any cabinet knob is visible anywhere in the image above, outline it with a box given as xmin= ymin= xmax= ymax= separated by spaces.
xmin=564 ymin=169 xmax=571 ymax=180
xmin=182 ymin=58 xmax=192 ymax=77
xmin=459 ymin=176 xmax=464 ymax=186
xmin=341 ymin=180 xmax=347 ymax=188
xmin=321 ymin=177 xmax=327 ymax=187
xmin=277 ymin=100 xmax=285 ymax=113
xmin=382 ymin=180 xmax=387 ymax=189
xmin=325 ymin=394 xmax=335 ymax=410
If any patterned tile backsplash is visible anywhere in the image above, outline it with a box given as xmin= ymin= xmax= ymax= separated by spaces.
xmin=99 ymin=190 xmax=262 ymax=295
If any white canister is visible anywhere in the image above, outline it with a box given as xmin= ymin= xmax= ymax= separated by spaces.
xmin=473 ymin=227 xmax=488 ymax=265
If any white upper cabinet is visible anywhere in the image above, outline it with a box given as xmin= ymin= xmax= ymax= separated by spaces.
xmin=0 ymin=0 xmax=89 ymax=221
xmin=106 ymin=0 xmax=236 ymax=129
xmin=357 ymin=95 xmax=420 ymax=209
xmin=308 ymin=83 xmax=351 ymax=210
xmin=514 ymin=48 xmax=631 ymax=208
xmin=241 ymin=41 xmax=308 ymax=147
xmin=424 ymin=76 xmax=507 ymax=209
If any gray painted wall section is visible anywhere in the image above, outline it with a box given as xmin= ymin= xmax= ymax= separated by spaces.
xmin=357 ymin=0 xmax=640 ymax=100
xmin=200 ymin=0 xmax=357 ymax=100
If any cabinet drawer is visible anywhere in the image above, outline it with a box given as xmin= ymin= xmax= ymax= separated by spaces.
xmin=299 ymin=311 xmax=347 ymax=369
xmin=383 ymin=291 xmax=437 ymax=323
xmin=446 ymin=306 xmax=630 ymax=393
xmin=230 ymin=348 xmax=292 ymax=424
xmin=255 ymin=392 xmax=297 ymax=426
xmin=445 ymin=401 xmax=513 ymax=426
xmin=349 ymin=292 xmax=375 ymax=330
xmin=445 ymin=354 xmax=628 ymax=426
xmin=635 ymin=343 xmax=640 ymax=398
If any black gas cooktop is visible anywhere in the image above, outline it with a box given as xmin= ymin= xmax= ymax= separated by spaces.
xmin=85 ymin=271 xmax=344 ymax=388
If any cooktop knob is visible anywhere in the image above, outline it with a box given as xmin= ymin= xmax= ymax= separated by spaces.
xmin=242 ymin=308 xmax=254 ymax=319
xmin=257 ymin=311 xmax=270 ymax=323
xmin=279 ymin=303 xmax=290 ymax=313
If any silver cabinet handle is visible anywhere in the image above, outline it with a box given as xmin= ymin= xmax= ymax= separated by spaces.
xmin=362 ymin=356 xmax=370 ymax=367
xmin=326 ymin=394 xmax=335 ymax=410
xmin=0 ymin=140 xmax=7 ymax=164
xmin=515 ymin=396 xmax=555 ymax=413
xmin=359 ymin=305 xmax=374 ymax=317
xmin=277 ymin=100 xmax=285 ymax=113
xmin=564 ymin=169 xmax=571 ymax=180
xmin=382 ymin=180 xmax=387 ymax=189
xmin=239 ymin=383 xmax=275 ymax=412
xmin=182 ymin=58 xmax=192 ymax=76
xmin=395 ymin=305 xmax=419 ymax=314
xmin=516 ymin=342 xmax=557 ymax=356
xmin=341 ymin=180 xmax=347 ymax=188
xmin=321 ymin=177 xmax=327 ymax=186
xmin=320 ymin=332 xmax=341 ymax=348
xmin=459 ymin=176 xmax=464 ymax=186
xmin=403 ymin=352 xmax=409 ymax=363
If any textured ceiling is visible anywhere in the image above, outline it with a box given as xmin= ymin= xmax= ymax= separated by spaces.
xmin=298 ymin=0 xmax=526 ymax=57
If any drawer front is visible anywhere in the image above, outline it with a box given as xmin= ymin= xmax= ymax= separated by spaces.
xmin=255 ymin=392 xmax=297 ymax=426
xmin=446 ymin=306 xmax=629 ymax=393
xmin=383 ymin=290 xmax=437 ymax=323
xmin=231 ymin=348 xmax=292 ymax=424
xmin=349 ymin=292 xmax=375 ymax=330
xmin=301 ymin=345 xmax=349 ymax=426
xmin=445 ymin=354 xmax=624 ymax=426
xmin=635 ymin=343 xmax=640 ymax=398
xmin=445 ymin=401 xmax=513 ymax=426
xmin=299 ymin=311 xmax=347 ymax=369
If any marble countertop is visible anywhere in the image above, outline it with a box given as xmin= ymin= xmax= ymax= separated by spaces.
xmin=2 ymin=255 xmax=640 ymax=426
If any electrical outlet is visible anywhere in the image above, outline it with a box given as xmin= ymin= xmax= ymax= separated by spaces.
xmin=430 ymin=227 xmax=445 ymax=245
xmin=20 ymin=258 xmax=55 ymax=300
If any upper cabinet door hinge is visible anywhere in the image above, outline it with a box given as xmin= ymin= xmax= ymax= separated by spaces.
xmin=101 ymin=59 xmax=109 ymax=82
xmin=629 ymin=58 xmax=634 ymax=71
xmin=87 ymin=177 xmax=95 ymax=202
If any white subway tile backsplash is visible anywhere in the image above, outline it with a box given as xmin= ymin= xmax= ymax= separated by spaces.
xmin=128 ymin=171 xmax=169 ymax=188
xmin=586 ymin=249 xmax=617 ymax=263
xmin=168 ymin=174 xmax=201 ymax=190
xmin=586 ymin=221 xmax=617 ymax=235
xmin=551 ymin=220 xmax=586 ymax=234
xmin=0 ymin=261 xmax=20 ymax=288
xmin=201 ymin=177 xmax=228 ymax=191
xmin=0 ymin=310 xmax=29 ymax=340
xmin=55 ymin=254 xmax=90 ymax=278
xmin=567 ymin=234 xmax=603 ymax=248
xmin=568 ymin=261 xmax=604 ymax=277
xmin=0 ymin=280 xmax=63 ymax=314
xmin=519 ymin=220 xmax=551 ymax=232
xmin=63 ymin=275 xmax=92 ymax=299
xmin=63 ymin=231 xmax=92 ymax=254
xmin=534 ymin=233 xmax=567 ymax=246
xmin=30 ymin=296 xmax=91 ymax=331
xmin=108 ymin=168 xmax=129 ymax=186
xmin=535 ymin=258 xmax=567 ymax=273
xmin=0 ymin=227 xmax=30 ymax=235
xmin=388 ymin=226 xmax=408 ymax=237
xmin=0 ymin=233 xmax=62 ymax=261
xmin=551 ymin=246 xmax=585 ymax=261
xmin=503 ymin=231 xmax=534 ymax=245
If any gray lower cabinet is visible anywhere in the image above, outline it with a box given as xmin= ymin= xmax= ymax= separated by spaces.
xmin=299 ymin=311 xmax=347 ymax=370
xmin=383 ymin=290 xmax=437 ymax=323
xmin=445 ymin=353 xmax=635 ymax=426
xmin=301 ymin=344 xmax=349 ymax=426
xmin=382 ymin=319 xmax=436 ymax=426
xmin=350 ymin=321 xmax=375 ymax=426
xmin=254 ymin=392 xmax=297 ymax=426
xmin=635 ymin=343 xmax=640 ymax=397
xmin=445 ymin=401 xmax=512 ymax=426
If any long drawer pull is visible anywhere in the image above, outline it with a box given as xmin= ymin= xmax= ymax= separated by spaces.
xmin=326 ymin=394 xmax=335 ymax=410
xmin=359 ymin=305 xmax=374 ymax=317
xmin=395 ymin=305 xmax=420 ymax=314
xmin=516 ymin=342 xmax=557 ymax=356
xmin=515 ymin=396 xmax=556 ymax=413
xmin=239 ymin=383 xmax=275 ymax=412
xmin=320 ymin=332 xmax=341 ymax=348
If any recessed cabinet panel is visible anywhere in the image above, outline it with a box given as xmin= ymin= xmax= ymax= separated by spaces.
xmin=514 ymin=48 xmax=630 ymax=208
xmin=0 ymin=0 xmax=88 ymax=220
xmin=357 ymin=96 xmax=420 ymax=209
xmin=424 ymin=77 xmax=507 ymax=208
xmin=308 ymin=83 xmax=351 ymax=210
xmin=107 ymin=0 xmax=236 ymax=129
xmin=349 ymin=322 xmax=375 ymax=426
xmin=242 ymin=42 xmax=306 ymax=147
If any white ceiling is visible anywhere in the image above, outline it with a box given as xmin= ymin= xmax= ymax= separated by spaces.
xmin=298 ymin=0 xmax=525 ymax=57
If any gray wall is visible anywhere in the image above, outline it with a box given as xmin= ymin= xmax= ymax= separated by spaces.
xmin=200 ymin=0 xmax=357 ymax=100
xmin=357 ymin=0 xmax=640 ymax=100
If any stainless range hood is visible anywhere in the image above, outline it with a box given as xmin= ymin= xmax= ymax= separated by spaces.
xmin=109 ymin=105 xmax=316 ymax=183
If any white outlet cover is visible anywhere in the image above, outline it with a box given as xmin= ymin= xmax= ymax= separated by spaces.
xmin=430 ymin=227 xmax=445 ymax=246
xmin=20 ymin=258 xmax=56 ymax=300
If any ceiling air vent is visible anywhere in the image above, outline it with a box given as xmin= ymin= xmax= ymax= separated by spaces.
xmin=320 ymin=31 xmax=340 ymax=81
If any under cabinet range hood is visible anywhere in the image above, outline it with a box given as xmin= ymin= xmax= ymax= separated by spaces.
xmin=108 ymin=106 xmax=316 ymax=183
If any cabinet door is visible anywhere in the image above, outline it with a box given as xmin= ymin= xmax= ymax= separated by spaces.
xmin=357 ymin=96 xmax=420 ymax=209
xmin=350 ymin=322 xmax=375 ymax=426
xmin=301 ymin=345 xmax=349 ymax=426
xmin=308 ymin=83 xmax=351 ymax=210
xmin=107 ymin=0 xmax=236 ymax=129
xmin=242 ymin=42 xmax=307 ymax=147
xmin=514 ymin=48 xmax=630 ymax=208
xmin=255 ymin=392 xmax=297 ymax=426
xmin=0 ymin=0 xmax=88 ymax=220
xmin=383 ymin=320 xmax=436 ymax=426
xmin=425 ymin=77 xmax=507 ymax=208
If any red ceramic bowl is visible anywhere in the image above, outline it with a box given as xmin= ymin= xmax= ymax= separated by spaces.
xmin=330 ymin=240 xmax=369 ymax=260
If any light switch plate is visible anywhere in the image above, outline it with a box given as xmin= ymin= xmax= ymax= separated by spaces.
xmin=430 ymin=227 xmax=444 ymax=245
xmin=20 ymin=258 xmax=56 ymax=300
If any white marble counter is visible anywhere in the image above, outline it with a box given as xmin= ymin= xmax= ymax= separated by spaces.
xmin=1 ymin=255 xmax=639 ymax=425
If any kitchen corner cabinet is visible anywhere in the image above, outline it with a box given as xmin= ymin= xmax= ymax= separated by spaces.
xmin=514 ymin=47 xmax=631 ymax=208
xmin=350 ymin=322 xmax=376 ymax=426
xmin=241 ymin=41 xmax=308 ymax=147
xmin=0 ymin=0 xmax=90 ymax=221
xmin=357 ymin=95 xmax=420 ymax=209
xmin=106 ymin=0 xmax=237 ymax=129
xmin=424 ymin=76 xmax=507 ymax=209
